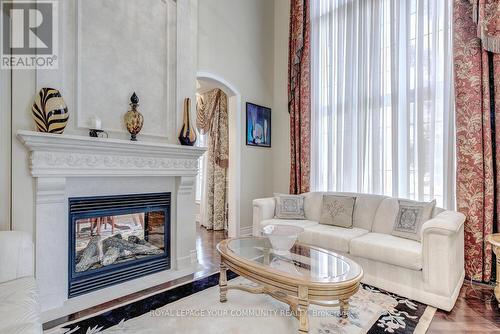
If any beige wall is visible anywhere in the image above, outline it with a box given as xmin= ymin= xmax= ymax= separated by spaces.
xmin=11 ymin=70 xmax=36 ymax=235
xmin=198 ymin=0 xmax=276 ymax=232
xmin=0 ymin=69 xmax=12 ymax=231
xmin=272 ymin=0 xmax=291 ymax=194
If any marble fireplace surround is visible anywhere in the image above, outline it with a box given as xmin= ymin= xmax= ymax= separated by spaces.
xmin=17 ymin=130 xmax=206 ymax=321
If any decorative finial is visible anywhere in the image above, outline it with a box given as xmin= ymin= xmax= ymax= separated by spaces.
xmin=130 ymin=92 xmax=139 ymax=104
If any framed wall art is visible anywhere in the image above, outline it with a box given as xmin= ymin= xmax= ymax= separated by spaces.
xmin=246 ymin=102 xmax=271 ymax=148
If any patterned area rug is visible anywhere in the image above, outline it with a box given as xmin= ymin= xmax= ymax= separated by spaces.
xmin=45 ymin=272 xmax=435 ymax=334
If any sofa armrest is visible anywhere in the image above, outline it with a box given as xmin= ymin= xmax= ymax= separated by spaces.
xmin=421 ymin=211 xmax=465 ymax=295
xmin=421 ymin=211 xmax=465 ymax=236
xmin=0 ymin=231 xmax=35 ymax=283
xmin=252 ymin=197 xmax=275 ymax=236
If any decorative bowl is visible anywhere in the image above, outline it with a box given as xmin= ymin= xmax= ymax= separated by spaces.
xmin=261 ymin=224 xmax=304 ymax=254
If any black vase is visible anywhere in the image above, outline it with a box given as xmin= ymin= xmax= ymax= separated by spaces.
xmin=178 ymin=98 xmax=197 ymax=146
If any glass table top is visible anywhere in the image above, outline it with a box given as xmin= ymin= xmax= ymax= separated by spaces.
xmin=226 ymin=238 xmax=362 ymax=284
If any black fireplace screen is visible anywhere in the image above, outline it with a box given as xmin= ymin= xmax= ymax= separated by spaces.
xmin=68 ymin=193 xmax=170 ymax=297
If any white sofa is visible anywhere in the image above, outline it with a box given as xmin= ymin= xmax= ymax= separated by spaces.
xmin=253 ymin=192 xmax=465 ymax=311
xmin=0 ymin=231 xmax=42 ymax=334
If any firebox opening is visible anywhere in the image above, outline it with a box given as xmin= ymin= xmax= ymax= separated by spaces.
xmin=68 ymin=193 xmax=171 ymax=297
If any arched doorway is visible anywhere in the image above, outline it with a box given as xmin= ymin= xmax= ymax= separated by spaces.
xmin=195 ymin=71 xmax=241 ymax=238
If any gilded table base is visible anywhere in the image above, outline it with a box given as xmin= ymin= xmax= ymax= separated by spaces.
xmin=494 ymin=253 xmax=500 ymax=307
xmin=219 ymin=262 xmax=352 ymax=334
xmin=486 ymin=234 xmax=500 ymax=307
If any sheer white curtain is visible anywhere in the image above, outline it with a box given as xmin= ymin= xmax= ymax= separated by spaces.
xmin=310 ymin=0 xmax=455 ymax=208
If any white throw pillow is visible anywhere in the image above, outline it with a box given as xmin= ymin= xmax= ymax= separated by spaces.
xmin=319 ymin=195 xmax=356 ymax=228
xmin=274 ymin=194 xmax=306 ymax=220
xmin=392 ymin=199 xmax=436 ymax=241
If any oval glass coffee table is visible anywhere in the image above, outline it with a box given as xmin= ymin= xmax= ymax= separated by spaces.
xmin=216 ymin=237 xmax=363 ymax=334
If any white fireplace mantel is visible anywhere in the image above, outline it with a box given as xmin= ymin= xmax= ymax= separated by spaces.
xmin=17 ymin=130 xmax=206 ymax=318
xmin=17 ymin=130 xmax=206 ymax=177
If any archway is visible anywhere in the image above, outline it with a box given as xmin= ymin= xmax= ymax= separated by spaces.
xmin=195 ymin=71 xmax=241 ymax=238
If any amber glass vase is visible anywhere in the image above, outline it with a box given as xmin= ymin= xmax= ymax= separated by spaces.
xmin=124 ymin=92 xmax=144 ymax=141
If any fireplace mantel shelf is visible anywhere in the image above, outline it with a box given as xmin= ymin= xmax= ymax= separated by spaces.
xmin=17 ymin=130 xmax=206 ymax=177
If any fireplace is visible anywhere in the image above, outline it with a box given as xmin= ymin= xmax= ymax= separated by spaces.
xmin=68 ymin=192 xmax=171 ymax=297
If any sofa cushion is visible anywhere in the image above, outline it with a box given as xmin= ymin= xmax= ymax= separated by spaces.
xmin=274 ymin=194 xmax=306 ymax=219
xmin=302 ymin=192 xmax=324 ymax=222
xmin=350 ymin=233 xmax=422 ymax=270
xmin=351 ymin=194 xmax=387 ymax=230
xmin=392 ymin=199 xmax=436 ymax=241
xmin=373 ymin=198 xmax=440 ymax=239
xmin=372 ymin=198 xmax=399 ymax=234
xmin=299 ymin=224 xmax=369 ymax=253
xmin=259 ymin=219 xmax=319 ymax=232
xmin=0 ymin=277 xmax=41 ymax=333
xmin=0 ymin=231 xmax=34 ymax=283
xmin=303 ymin=192 xmax=386 ymax=230
xmin=319 ymin=195 xmax=356 ymax=228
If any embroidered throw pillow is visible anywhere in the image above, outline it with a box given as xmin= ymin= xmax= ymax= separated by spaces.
xmin=319 ymin=195 xmax=356 ymax=228
xmin=391 ymin=199 xmax=436 ymax=241
xmin=274 ymin=194 xmax=306 ymax=220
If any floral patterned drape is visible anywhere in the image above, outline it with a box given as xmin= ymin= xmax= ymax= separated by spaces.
xmin=454 ymin=0 xmax=500 ymax=282
xmin=469 ymin=0 xmax=500 ymax=53
xmin=289 ymin=0 xmax=311 ymax=195
xmin=196 ymin=88 xmax=229 ymax=231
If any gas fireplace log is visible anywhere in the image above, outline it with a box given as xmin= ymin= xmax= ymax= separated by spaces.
xmin=75 ymin=234 xmax=163 ymax=272
xmin=76 ymin=236 xmax=101 ymax=272
xmin=128 ymin=235 xmax=147 ymax=245
xmin=76 ymin=255 xmax=100 ymax=272
xmin=102 ymin=247 xmax=121 ymax=266
xmin=128 ymin=235 xmax=160 ymax=250
xmin=102 ymin=235 xmax=163 ymax=256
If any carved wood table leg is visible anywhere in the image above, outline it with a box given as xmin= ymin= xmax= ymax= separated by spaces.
xmin=339 ymin=299 xmax=349 ymax=318
xmin=297 ymin=286 xmax=309 ymax=333
xmin=219 ymin=262 xmax=228 ymax=303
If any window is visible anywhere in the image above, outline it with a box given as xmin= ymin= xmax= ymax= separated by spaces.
xmin=310 ymin=0 xmax=455 ymax=208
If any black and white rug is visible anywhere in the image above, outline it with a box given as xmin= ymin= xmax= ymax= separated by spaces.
xmin=45 ymin=272 xmax=435 ymax=334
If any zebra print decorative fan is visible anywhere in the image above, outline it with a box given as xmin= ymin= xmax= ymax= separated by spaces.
xmin=32 ymin=88 xmax=69 ymax=134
